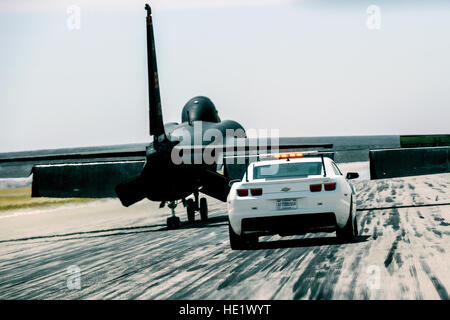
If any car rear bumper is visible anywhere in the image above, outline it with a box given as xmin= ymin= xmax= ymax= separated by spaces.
xmin=239 ymin=212 xmax=337 ymax=237
xmin=228 ymin=201 xmax=351 ymax=235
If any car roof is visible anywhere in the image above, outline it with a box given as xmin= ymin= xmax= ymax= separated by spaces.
xmin=252 ymin=157 xmax=326 ymax=167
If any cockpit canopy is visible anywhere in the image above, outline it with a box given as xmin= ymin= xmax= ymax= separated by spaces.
xmin=181 ymin=96 xmax=221 ymax=123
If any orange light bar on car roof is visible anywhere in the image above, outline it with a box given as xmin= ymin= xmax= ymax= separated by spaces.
xmin=274 ymin=152 xmax=304 ymax=159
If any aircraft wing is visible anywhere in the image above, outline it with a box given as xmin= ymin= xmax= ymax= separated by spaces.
xmin=0 ymin=140 xmax=334 ymax=200
xmin=199 ymin=169 xmax=231 ymax=202
xmin=0 ymin=143 xmax=148 ymax=179
xmin=0 ymin=144 xmax=148 ymax=198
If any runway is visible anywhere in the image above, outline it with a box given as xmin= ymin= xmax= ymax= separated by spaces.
xmin=0 ymin=171 xmax=449 ymax=299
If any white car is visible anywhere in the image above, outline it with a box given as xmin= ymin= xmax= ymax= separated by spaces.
xmin=227 ymin=152 xmax=359 ymax=249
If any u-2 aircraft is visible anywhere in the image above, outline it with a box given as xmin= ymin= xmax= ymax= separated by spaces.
xmin=0 ymin=4 xmax=332 ymax=229
xmin=114 ymin=4 xmax=248 ymax=228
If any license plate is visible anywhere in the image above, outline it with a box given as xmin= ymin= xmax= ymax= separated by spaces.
xmin=276 ymin=199 xmax=297 ymax=210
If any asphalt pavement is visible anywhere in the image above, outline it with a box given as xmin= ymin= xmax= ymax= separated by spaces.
xmin=0 ymin=170 xmax=449 ymax=299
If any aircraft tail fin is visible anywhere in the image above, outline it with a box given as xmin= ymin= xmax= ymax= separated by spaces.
xmin=145 ymin=4 xmax=165 ymax=141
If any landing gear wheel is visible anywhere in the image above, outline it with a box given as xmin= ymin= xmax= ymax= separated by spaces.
xmin=167 ymin=216 xmax=180 ymax=229
xmin=200 ymin=197 xmax=208 ymax=221
xmin=337 ymin=197 xmax=355 ymax=242
xmin=186 ymin=199 xmax=196 ymax=223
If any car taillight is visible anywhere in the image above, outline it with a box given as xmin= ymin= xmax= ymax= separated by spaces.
xmin=310 ymin=184 xmax=322 ymax=192
xmin=250 ymin=188 xmax=263 ymax=196
xmin=237 ymin=189 xmax=249 ymax=197
xmin=324 ymin=183 xmax=336 ymax=191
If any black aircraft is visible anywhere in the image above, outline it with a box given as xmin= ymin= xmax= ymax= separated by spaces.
xmin=114 ymin=4 xmax=249 ymax=228
xmin=0 ymin=4 xmax=333 ymax=229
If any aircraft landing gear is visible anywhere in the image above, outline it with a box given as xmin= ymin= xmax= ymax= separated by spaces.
xmin=162 ymin=194 xmax=209 ymax=228
xmin=185 ymin=192 xmax=208 ymax=223
xmin=186 ymin=199 xmax=196 ymax=223
xmin=166 ymin=201 xmax=180 ymax=229
xmin=200 ymin=197 xmax=208 ymax=221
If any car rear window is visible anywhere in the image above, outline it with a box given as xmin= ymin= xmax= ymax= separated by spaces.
xmin=253 ymin=162 xmax=323 ymax=179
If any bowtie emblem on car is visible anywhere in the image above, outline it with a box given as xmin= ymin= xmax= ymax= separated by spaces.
xmin=281 ymin=187 xmax=291 ymax=192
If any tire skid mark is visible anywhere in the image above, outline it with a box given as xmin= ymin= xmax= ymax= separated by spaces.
xmin=420 ymin=260 xmax=449 ymax=300
xmin=1 ymin=174 xmax=449 ymax=299
xmin=291 ymin=244 xmax=343 ymax=300
xmin=408 ymin=265 xmax=423 ymax=299
xmin=344 ymin=251 xmax=364 ymax=299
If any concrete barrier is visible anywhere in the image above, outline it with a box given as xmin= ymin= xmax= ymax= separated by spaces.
xmin=369 ymin=147 xmax=450 ymax=179
xmin=400 ymin=134 xmax=450 ymax=148
xmin=32 ymin=161 xmax=145 ymax=198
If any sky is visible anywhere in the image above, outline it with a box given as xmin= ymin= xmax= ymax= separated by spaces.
xmin=1 ymin=0 xmax=449 ymax=152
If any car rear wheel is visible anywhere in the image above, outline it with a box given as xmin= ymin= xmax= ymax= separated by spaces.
xmin=229 ymin=224 xmax=258 ymax=250
xmin=337 ymin=197 xmax=355 ymax=242
xmin=247 ymin=235 xmax=259 ymax=248
xmin=229 ymin=224 xmax=245 ymax=249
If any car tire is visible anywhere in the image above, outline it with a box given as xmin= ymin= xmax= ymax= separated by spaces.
xmin=229 ymin=224 xmax=246 ymax=250
xmin=228 ymin=224 xmax=258 ymax=250
xmin=200 ymin=197 xmax=208 ymax=221
xmin=247 ymin=235 xmax=259 ymax=248
xmin=336 ymin=197 xmax=355 ymax=242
